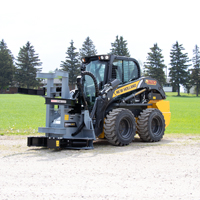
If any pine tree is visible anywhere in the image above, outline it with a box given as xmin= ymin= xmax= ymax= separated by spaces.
xmin=60 ymin=40 xmax=80 ymax=85
xmin=182 ymin=70 xmax=193 ymax=94
xmin=110 ymin=35 xmax=130 ymax=57
xmin=0 ymin=39 xmax=15 ymax=93
xmin=16 ymin=41 xmax=42 ymax=89
xmin=169 ymin=41 xmax=191 ymax=96
xmin=191 ymin=45 xmax=200 ymax=96
xmin=144 ymin=43 xmax=166 ymax=86
xmin=79 ymin=37 xmax=97 ymax=58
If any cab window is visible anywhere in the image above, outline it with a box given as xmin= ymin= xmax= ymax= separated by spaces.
xmin=112 ymin=60 xmax=123 ymax=83
xmin=124 ymin=61 xmax=138 ymax=83
xmin=112 ymin=59 xmax=139 ymax=84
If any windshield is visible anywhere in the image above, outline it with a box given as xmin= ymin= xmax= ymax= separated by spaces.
xmin=83 ymin=60 xmax=107 ymax=106
xmin=85 ymin=60 xmax=106 ymax=84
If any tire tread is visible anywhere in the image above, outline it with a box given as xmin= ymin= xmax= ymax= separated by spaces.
xmin=137 ymin=108 xmax=165 ymax=142
xmin=104 ymin=108 xmax=135 ymax=146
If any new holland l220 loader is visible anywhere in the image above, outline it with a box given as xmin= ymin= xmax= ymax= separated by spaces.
xmin=25 ymin=55 xmax=171 ymax=149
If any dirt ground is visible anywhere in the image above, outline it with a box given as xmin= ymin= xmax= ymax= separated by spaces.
xmin=0 ymin=134 xmax=200 ymax=200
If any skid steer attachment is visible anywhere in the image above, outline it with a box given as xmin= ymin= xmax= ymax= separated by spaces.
xmin=27 ymin=71 xmax=96 ymax=149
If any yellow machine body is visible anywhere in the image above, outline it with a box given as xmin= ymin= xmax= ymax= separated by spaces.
xmin=147 ymin=100 xmax=171 ymax=128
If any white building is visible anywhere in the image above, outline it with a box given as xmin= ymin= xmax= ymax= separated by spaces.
xmin=163 ymin=78 xmax=173 ymax=92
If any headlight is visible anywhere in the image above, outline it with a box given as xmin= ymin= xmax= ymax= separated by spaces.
xmin=105 ymin=55 xmax=109 ymax=60
xmin=98 ymin=55 xmax=110 ymax=60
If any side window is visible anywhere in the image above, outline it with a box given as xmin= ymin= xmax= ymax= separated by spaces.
xmin=124 ymin=61 xmax=138 ymax=83
xmin=112 ymin=59 xmax=123 ymax=83
xmin=129 ymin=61 xmax=138 ymax=80
xmin=123 ymin=60 xmax=129 ymax=83
xmin=112 ymin=59 xmax=139 ymax=84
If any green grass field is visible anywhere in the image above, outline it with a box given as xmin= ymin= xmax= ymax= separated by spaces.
xmin=0 ymin=94 xmax=46 ymax=135
xmin=165 ymin=92 xmax=200 ymax=134
xmin=0 ymin=93 xmax=200 ymax=135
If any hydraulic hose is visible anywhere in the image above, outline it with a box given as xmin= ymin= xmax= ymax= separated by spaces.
xmin=72 ymin=71 xmax=99 ymax=137
xmin=81 ymin=71 xmax=100 ymax=97
xmin=71 ymin=121 xmax=85 ymax=137
xmin=81 ymin=71 xmax=100 ymax=119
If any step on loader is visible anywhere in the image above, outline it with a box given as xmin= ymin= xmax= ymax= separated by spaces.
xmin=25 ymin=55 xmax=171 ymax=149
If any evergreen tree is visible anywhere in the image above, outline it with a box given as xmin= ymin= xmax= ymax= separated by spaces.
xmin=79 ymin=37 xmax=97 ymax=58
xmin=110 ymin=35 xmax=130 ymax=57
xmin=191 ymin=45 xmax=200 ymax=96
xmin=16 ymin=41 xmax=42 ymax=89
xmin=144 ymin=43 xmax=166 ymax=86
xmin=0 ymin=39 xmax=15 ymax=93
xmin=169 ymin=41 xmax=191 ymax=96
xmin=60 ymin=40 xmax=80 ymax=85
xmin=182 ymin=70 xmax=193 ymax=94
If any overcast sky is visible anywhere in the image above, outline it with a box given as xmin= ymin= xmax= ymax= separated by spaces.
xmin=1 ymin=0 xmax=200 ymax=73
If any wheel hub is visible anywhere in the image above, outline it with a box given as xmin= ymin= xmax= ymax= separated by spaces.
xmin=151 ymin=116 xmax=162 ymax=136
xmin=119 ymin=118 xmax=131 ymax=138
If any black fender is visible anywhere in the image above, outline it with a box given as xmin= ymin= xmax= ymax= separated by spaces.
xmin=139 ymin=77 xmax=166 ymax=99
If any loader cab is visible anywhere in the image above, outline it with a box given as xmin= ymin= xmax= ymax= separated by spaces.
xmin=81 ymin=55 xmax=141 ymax=87
xmin=81 ymin=55 xmax=141 ymax=107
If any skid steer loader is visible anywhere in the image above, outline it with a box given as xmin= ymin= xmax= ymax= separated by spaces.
xmin=26 ymin=55 xmax=171 ymax=149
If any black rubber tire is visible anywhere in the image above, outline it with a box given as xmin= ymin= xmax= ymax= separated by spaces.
xmin=104 ymin=108 xmax=136 ymax=146
xmin=137 ymin=108 xmax=165 ymax=142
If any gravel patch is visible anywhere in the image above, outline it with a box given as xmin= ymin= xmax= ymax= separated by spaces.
xmin=0 ymin=135 xmax=200 ymax=200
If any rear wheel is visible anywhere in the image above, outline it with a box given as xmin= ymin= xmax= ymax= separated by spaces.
xmin=137 ymin=108 xmax=165 ymax=142
xmin=104 ymin=108 xmax=136 ymax=146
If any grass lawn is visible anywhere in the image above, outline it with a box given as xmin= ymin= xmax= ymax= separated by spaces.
xmin=0 ymin=94 xmax=45 ymax=135
xmin=165 ymin=92 xmax=200 ymax=134
xmin=0 ymin=92 xmax=200 ymax=135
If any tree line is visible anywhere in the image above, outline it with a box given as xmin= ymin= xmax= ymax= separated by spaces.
xmin=0 ymin=40 xmax=42 ymax=92
xmin=0 ymin=36 xmax=200 ymax=96
xmin=144 ymin=42 xmax=200 ymax=96
xmin=60 ymin=36 xmax=130 ymax=85
xmin=0 ymin=36 xmax=129 ymax=91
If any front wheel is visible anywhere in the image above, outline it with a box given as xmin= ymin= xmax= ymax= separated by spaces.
xmin=104 ymin=108 xmax=136 ymax=146
xmin=137 ymin=108 xmax=165 ymax=142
